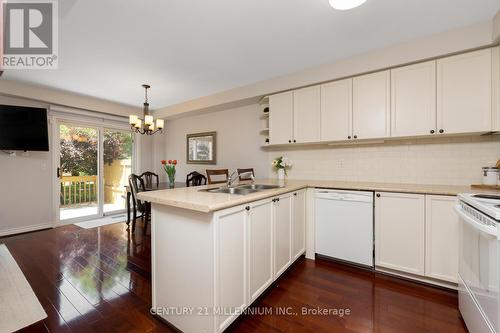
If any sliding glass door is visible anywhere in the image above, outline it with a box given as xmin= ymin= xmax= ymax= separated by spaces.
xmin=103 ymin=129 xmax=133 ymax=214
xmin=59 ymin=124 xmax=100 ymax=221
xmin=57 ymin=122 xmax=134 ymax=223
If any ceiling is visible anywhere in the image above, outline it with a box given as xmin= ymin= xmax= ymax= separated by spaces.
xmin=3 ymin=0 xmax=500 ymax=109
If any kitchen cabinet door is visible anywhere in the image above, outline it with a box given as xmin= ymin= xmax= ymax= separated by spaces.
xmin=493 ymin=46 xmax=500 ymax=132
xmin=391 ymin=61 xmax=436 ymax=137
xmin=248 ymin=199 xmax=273 ymax=303
xmin=274 ymin=193 xmax=292 ymax=278
xmin=425 ymin=195 xmax=458 ymax=283
xmin=437 ymin=48 xmax=492 ymax=134
xmin=292 ymin=190 xmax=306 ymax=260
xmin=214 ymin=205 xmax=247 ymax=332
xmin=293 ymin=86 xmax=321 ymax=143
xmin=375 ymin=192 xmax=425 ymax=275
xmin=269 ymin=91 xmax=293 ymax=145
xmin=320 ymin=79 xmax=353 ymax=141
xmin=353 ymin=70 xmax=390 ymax=140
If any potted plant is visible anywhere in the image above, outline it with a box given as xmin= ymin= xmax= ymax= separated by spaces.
xmin=272 ymin=156 xmax=292 ymax=180
xmin=161 ymin=159 xmax=177 ymax=188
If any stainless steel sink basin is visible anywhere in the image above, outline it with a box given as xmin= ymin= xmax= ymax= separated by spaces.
xmin=236 ymin=184 xmax=281 ymax=190
xmin=204 ymin=187 xmax=259 ymax=195
xmin=201 ymin=184 xmax=281 ymax=195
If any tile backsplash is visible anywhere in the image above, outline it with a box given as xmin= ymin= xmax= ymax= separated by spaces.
xmin=268 ymin=136 xmax=500 ymax=185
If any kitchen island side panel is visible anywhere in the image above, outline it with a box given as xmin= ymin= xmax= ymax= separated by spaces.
xmin=152 ymin=203 xmax=215 ymax=333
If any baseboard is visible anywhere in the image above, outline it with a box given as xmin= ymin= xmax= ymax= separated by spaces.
xmin=0 ymin=223 xmax=54 ymax=237
xmin=375 ymin=266 xmax=458 ymax=291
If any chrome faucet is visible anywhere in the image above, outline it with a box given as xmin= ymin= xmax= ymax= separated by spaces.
xmin=227 ymin=171 xmax=239 ymax=188
xmin=227 ymin=171 xmax=254 ymax=188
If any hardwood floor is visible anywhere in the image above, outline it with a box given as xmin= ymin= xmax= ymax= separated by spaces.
xmin=0 ymin=222 xmax=467 ymax=333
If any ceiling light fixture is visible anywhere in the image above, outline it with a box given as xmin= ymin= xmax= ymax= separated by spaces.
xmin=329 ymin=0 xmax=367 ymax=10
xmin=129 ymin=84 xmax=164 ymax=135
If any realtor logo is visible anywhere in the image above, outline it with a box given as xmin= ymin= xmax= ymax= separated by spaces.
xmin=1 ymin=0 xmax=58 ymax=69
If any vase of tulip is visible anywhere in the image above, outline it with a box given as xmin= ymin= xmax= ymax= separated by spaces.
xmin=272 ymin=156 xmax=292 ymax=180
xmin=161 ymin=159 xmax=177 ymax=188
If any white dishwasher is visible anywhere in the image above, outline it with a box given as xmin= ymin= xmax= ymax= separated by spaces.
xmin=315 ymin=189 xmax=374 ymax=267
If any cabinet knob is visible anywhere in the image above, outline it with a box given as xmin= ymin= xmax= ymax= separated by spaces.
xmin=245 ymin=206 xmax=250 ymax=211
xmin=430 ymin=129 xmax=435 ymax=134
xmin=348 ymin=136 xmax=351 ymax=139
xmin=276 ymin=198 xmax=280 ymax=202
xmin=376 ymin=193 xmax=380 ymax=198
xmin=293 ymin=140 xmax=296 ymax=143
xmin=293 ymin=193 xmax=297 ymax=196
xmin=353 ymin=135 xmax=358 ymax=139
xmin=439 ymin=129 xmax=444 ymax=134
xmin=288 ymin=140 xmax=291 ymax=143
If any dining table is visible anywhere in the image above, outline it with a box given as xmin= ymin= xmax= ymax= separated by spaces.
xmin=125 ymin=182 xmax=186 ymax=225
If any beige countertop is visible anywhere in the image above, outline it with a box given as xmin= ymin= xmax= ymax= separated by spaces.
xmin=137 ymin=179 xmax=496 ymax=213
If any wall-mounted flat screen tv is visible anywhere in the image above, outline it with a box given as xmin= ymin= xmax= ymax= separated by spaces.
xmin=0 ymin=104 xmax=49 ymax=151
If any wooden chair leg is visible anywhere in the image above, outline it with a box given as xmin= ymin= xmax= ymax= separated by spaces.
xmin=132 ymin=207 xmax=137 ymax=233
xmin=144 ymin=203 xmax=151 ymax=235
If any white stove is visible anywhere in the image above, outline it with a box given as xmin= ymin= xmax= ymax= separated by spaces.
xmin=456 ymin=193 xmax=500 ymax=333
xmin=459 ymin=193 xmax=500 ymax=220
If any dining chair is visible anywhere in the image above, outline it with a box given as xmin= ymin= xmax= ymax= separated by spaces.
xmin=186 ymin=171 xmax=207 ymax=187
xmin=237 ymin=168 xmax=255 ymax=181
xmin=206 ymin=169 xmax=229 ymax=185
xmin=128 ymin=174 xmax=151 ymax=235
xmin=140 ymin=171 xmax=159 ymax=188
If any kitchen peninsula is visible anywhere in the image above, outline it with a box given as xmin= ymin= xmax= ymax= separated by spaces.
xmin=137 ymin=179 xmax=475 ymax=333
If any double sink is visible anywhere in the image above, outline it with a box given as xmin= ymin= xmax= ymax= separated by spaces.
xmin=202 ymin=184 xmax=281 ymax=195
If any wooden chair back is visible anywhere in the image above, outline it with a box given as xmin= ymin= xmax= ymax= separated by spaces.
xmin=206 ymin=169 xmax=229 ymax=185
xmin=140 ymin=171 xmax=159 ymax=188
xmin=237 ymin=168 xmax=255 ymax=181
xmin=129 ymin=174 xmax=147 ymax=212
xmin=186 ymin=171 xmax=207 ymax=187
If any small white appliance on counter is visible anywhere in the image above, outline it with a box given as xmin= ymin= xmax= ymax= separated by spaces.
xmin=456 ymin=193 xmax=500 ymax=333
xmin=315 ymin=189 xmax=374 ymax=267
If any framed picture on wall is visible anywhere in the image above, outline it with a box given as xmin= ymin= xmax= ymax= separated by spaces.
xmin=186 ymin=131 xmax=216 ymax=164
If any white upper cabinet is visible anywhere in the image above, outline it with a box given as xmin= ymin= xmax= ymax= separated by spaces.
xmin=293 ymin=86 xmax=321 ymax=143
xmin=493 ymin=46 xmax=500 ymax=132
xmin=353 ymin=70 xmax=391 ymax=139
xmin=437 ymin=48 xmax=492 ymax=134
xmin=269 ymin=91 xmax=293 ymax=145
xmin=320 ymin=79 xmax=353 ymax=141
xmin=391 ymin=61 xmax=436 ymax=137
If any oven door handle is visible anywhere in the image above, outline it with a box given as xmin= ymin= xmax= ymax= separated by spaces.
xmin=455 ymin=204 xmax=497 ymax=237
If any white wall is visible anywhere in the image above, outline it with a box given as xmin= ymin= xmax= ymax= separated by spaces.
xmin=156 ymin=19 xmax=495 ymax=118
xmin=0 ymin=96 xmax=53 ymax=235
xmin=0 ymin=95 xmax=153 ymax=236
xmin=268 ymin=136 xmax=500 ymax=186
xmin=164 ymin=104 xmax=269 ymax=182
xmin=136 ymin=132 xmax=168 ymax=182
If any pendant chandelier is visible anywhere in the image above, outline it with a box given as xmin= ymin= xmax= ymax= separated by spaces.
xmin=129 ymin=84 xmax=164 ymax=135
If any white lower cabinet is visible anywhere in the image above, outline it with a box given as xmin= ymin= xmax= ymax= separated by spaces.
xmin=274 ymin=193 xmax=292 ymax=278
xmin=425 ymin=195 xmax=458 ymax=283
xmin=214 ymin=205 xmax=248 ymax=332
xmin=248 ymin=199 xmax=273 ymax=302
xmin=375 ymin=192 xmax=458 ymax=285
xmin=375 ymin=192 xmax=425 ymax=275
xmin=213 ymin=191 xmax=304 ymax=332
xmin=292 ymin=190 xmax=306 ymax=260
